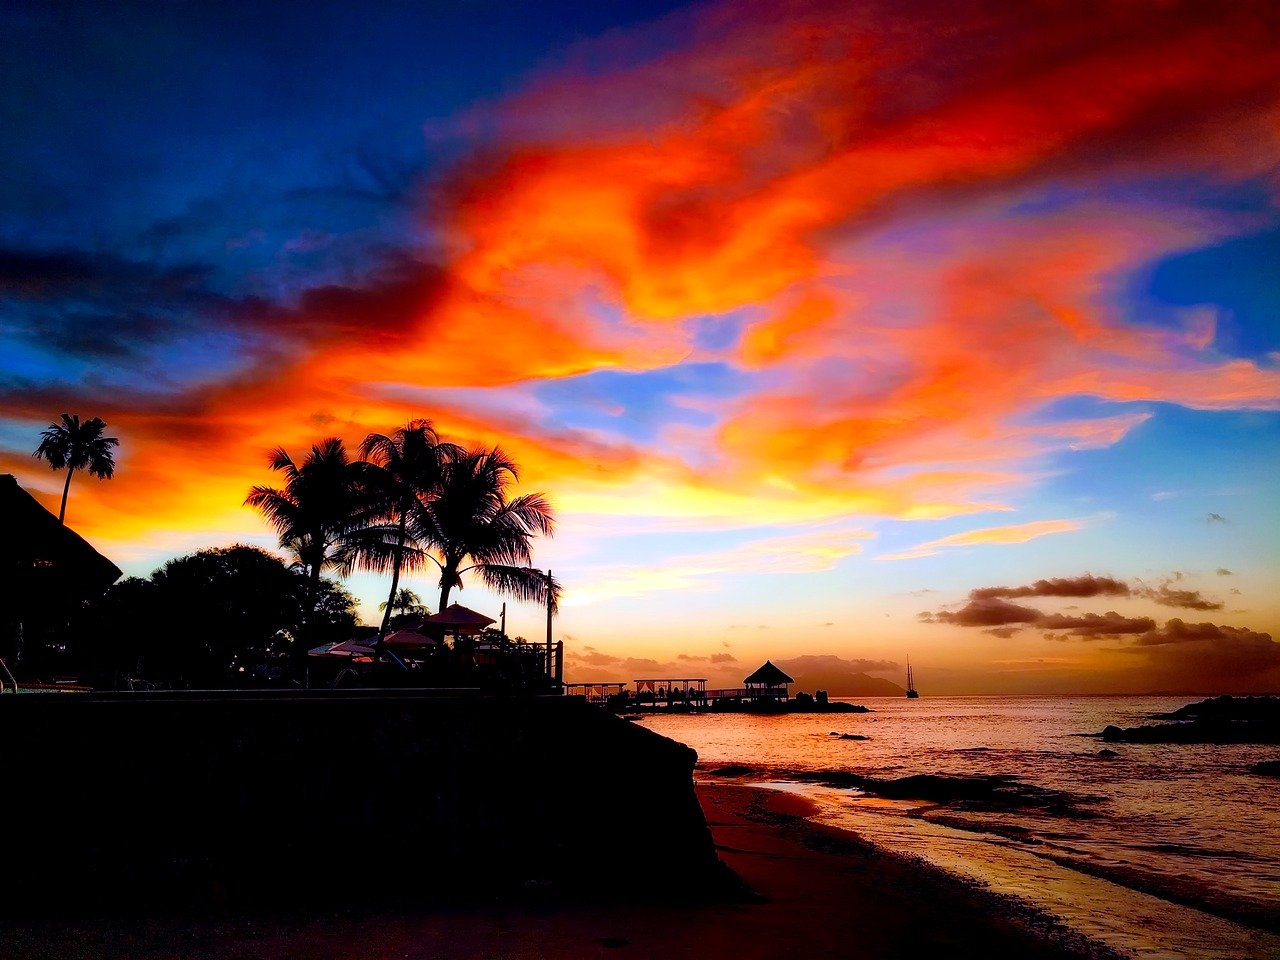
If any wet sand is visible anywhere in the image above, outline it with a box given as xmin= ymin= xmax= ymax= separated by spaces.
xmin=3 ymin=782 xmax=1119 ymax=959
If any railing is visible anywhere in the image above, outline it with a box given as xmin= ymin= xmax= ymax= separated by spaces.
xmin=0 ymin=658 xmax=18 ymax=694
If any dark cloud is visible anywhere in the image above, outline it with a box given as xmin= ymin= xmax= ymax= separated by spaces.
xmin=0 ymin=242 xmax=447 ymax=371
xmin=1206 ymin=513 xmax=1228 ymax=524
xmin=0 ymin=246 xmax=238 ymax=360
xmin=676 ymin=652 xmax=737 ymax=663
xmin=925 ymin=597 xmax=1043 ymax=627
xmin=1139 ymin=583 xmax=1223 ymax=611
xmin=970 ymin=575 xmax=1130 ymax=600
xmin=261 ymin=256 xmax=448 ymax=347
xmin=952 ymin=573 xmax=1222 ymax=617
xmin=1036 ymin=611 xmax=1156 ymax=638
xmin=1216 ymin=568 xmax=1233 ymax=576
xmin=1132 ymin=620 xmax=1280 ymax=689
xmin=1136 ymin=619 xmax=1273 ymax=647
xmin=932 ymin=600 xmax=1154 ymax=638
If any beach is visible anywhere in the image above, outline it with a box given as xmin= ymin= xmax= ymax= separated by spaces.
xmin=4 ymin=781 xmax=1117 ymax=960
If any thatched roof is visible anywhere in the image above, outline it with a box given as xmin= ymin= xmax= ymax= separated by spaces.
xmin=1 ymin=474 xmax=122 ymax=594
xmin=744 ymin=660 xmax=793 ymax=685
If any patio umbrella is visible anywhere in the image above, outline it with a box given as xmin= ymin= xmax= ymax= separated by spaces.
xmin=420 ymin=603 xmax=496 ymax=635
xmin=382 ymin=629 xmax=441 ymax=651
xmin=307 ymin=638 xmax=377 ymax=658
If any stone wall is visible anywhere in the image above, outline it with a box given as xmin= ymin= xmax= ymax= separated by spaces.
xmin=0 ymin=691 xmax=719 ymax=910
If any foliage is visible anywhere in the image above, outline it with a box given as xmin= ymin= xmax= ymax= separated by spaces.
xmin=244 ymin=438 xmax=368 ymax=639
xmin=355 ymin=420 xmax=458 ymax=641
xmin=409 ymin=446 xmax=560 ymax=613
xmin=31 ymin=413 xmax=119 ymax=523
xmin=73 ymin=546 xmax=358 ymax=688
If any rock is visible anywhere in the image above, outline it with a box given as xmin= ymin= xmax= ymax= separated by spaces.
xmin=709 ymin=764 xmax=756 ymax=777
xmin=1099 ymin=718 xmax=1280 ymax=744
xmin=835 ymin=733 xmax=869 ymax=741
xmin=1097 ymin=749 xmax=1119 ymax=759
xmin=1250 ymin=760 xmax=1280 ymax=776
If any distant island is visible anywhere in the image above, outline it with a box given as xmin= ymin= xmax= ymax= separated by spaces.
xmin=774 ymin=655 xmax=906 ymax=698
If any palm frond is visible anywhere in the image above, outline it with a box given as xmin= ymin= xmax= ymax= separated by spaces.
xmin=477 ymin=564 xmax=560 ymax=612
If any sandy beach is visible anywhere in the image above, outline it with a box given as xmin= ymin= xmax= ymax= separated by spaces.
xmin=5 ymin=781 xmax=1119 ymax=960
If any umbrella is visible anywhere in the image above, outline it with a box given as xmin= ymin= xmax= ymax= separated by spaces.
xmin=382 ymin=629 xmax=441 ymax=650
xmin=420 ymin=603 xmax=496 ymax=635
xmin=307 ymin=638 xmax=377 ymax=658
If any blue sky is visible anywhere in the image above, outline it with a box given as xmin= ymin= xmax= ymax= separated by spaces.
xmin=3 ymin=0 xmax=1278 ymax=693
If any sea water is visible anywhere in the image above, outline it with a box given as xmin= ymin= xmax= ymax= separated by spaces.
xmin=638 ymin=696 xmax=1280 ymax=960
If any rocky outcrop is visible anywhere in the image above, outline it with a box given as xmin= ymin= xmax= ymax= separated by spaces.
xmin=1100 ymin=697 xmax=1280 ymax=744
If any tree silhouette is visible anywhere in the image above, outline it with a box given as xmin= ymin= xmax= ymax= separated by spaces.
xmin=412 ymin=446 xmax=560 ymax=613
xmin=378 ymin=588 xmax=427 ymax=618
xmin=357 ymin=420 xmax=458 ymax=646
xmin=32 ymin=414 xmax=119 ymax=523
xmin=74 ymin=546 xmax=358 ymax=688
xmin=244 ymin=438 xmax=366 ymax=643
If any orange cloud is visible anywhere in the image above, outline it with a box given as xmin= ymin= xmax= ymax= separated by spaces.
xmin=6 ymin=0 xmax=1280 ymax=576
xmin=883 ymin=518 xmax=1086 ymax=561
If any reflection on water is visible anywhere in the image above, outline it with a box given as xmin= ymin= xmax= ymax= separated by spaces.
xmin=639 ymin=696 xmax=1280 ymax=960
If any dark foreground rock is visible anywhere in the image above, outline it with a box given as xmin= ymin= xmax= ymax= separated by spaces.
xmin=1152 ymin=694 xmax=1280 ymax=722
xmin=0 ymin=691 xmax=725 ymax=914
xmin=1251 ymin=759 xmax=1280 ymax=776
xmin=1100 ymin=696 xmax=1280 ymax=743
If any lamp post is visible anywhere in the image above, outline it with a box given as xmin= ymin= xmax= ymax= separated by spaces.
xmin=545 ymin=569 xmax=553 ymax=681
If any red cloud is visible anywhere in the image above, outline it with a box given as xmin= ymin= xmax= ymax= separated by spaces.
xmin=6 ymin=0 xmax=1280 ymax=559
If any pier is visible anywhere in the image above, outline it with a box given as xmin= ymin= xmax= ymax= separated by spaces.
xmin=567 ymin=662 xmax=797 ymax=710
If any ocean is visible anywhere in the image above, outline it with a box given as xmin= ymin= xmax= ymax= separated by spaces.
xmin=638 ymin=696 xmax=1280 ymax=960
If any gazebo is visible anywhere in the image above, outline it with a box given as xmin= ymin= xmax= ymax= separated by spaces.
xmin=743 ymin=660 xmax=793 ymax=702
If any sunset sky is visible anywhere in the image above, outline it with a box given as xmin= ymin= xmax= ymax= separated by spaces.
xmin=3 ymin=0 xmax=1278 ymax=694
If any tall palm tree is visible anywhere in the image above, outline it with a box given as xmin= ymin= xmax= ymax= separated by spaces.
xmin=413 ymin=446 xmax=559 ymax=613
xmin=32 ymin=414 xmax=120 ymax=524
xmin=244 ymin=438 xmax=366 ymax=643
xmin=358 ymin=420 xmax=460 ymax=644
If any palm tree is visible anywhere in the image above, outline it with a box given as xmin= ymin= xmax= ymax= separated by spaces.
xmin=413 ymin=446 xmax=560 ymax=613
xmin=378 ymin=589 xmax=427 ymax=618
xmin=32 ymin=413 xmax=120 ymax=524
xmin=358 ymin=420 xmax=460 ymax=644
xmin=244 ymin=438 xmax=366 ymax=643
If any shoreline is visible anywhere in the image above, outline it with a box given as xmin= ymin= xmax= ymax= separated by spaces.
xmin=2 ymin=780 xmax=1121 ymax=960
xmin=703 ymin=764 xmax=1280 ymax=934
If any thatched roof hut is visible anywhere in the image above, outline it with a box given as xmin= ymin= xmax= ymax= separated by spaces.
xmin=744 ymin=660 xmax=793 ymax=686
xmin=1 ymin=474 xmax=121 ymax=594
xmin=744 ymin=660 xmax=793 ymax=701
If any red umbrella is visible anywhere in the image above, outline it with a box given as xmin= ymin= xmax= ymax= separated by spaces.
xmin=382 ymin=629 xmax=441 ymax=650
xmin=420 ymin=603 xmax=496 ymax=636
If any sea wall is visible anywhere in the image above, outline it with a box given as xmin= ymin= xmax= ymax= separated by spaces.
xmin=0 ymin=691 xmax=719 ymax=910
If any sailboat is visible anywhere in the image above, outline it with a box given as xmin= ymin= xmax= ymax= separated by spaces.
xmin=905 ymin=657 xmax=919 ymax=699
